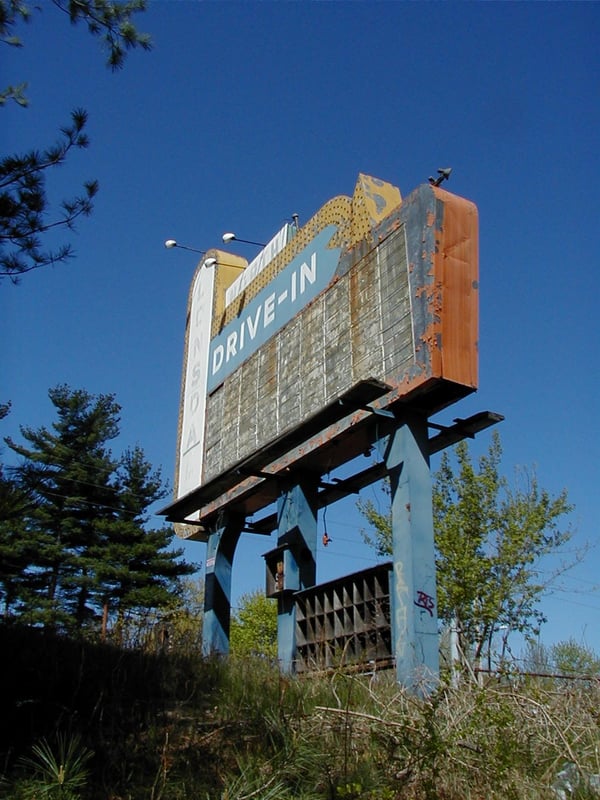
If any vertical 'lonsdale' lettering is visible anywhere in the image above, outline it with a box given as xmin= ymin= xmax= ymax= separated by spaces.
xmin=177 ymin=262 xmax=215 ymax=505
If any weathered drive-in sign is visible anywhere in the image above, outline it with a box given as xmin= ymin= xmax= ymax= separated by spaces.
xmin=175 ymin=225 xmax=293 ymax=510
xmin=168 ymin=174 xmax=478 ymax=534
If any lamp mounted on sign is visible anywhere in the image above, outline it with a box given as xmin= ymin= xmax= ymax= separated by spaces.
xmin=164 ymin=241 xmax=246 ymax=271
xmin=164 ymin=239 xmax=207 ymax=254
xmin=203 ymin=257 xmax=245 ymax=270
xmin=222 ymin=232 xmax=266 ymax=248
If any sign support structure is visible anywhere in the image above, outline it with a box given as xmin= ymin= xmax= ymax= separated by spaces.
xmin=161 ymin=173 xmax=493 ymax=688
xmin=202 ymin=512 xmax=243 ymax=656
xmin=271 ymin=480 xmax=319 ymax=672
xmin=385 ymin=414 xmax=439 ymax=691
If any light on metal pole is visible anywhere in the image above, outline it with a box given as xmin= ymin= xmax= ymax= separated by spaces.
xmin=222 ymin=232 xmax=266 ymax=247
xmin=164 ymin=239 xmax=207 ymax=255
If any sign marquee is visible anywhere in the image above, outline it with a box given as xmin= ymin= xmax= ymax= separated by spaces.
xmin=208 ymin=227 xmax=341 ymax=391
xmin=171 ymin=173 xmax=479 ymax=532
xmin=176 ymin=264 xmax=214 ymax=516
xmin=225 ymin=223 xmax=294 ymax=306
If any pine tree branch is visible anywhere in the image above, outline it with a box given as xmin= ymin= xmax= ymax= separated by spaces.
xmin=1 ymin=2 xmax=151 ymax=282
xmin=0 ymin=109 xmax=99 ymax=281
xmin=49 ymin=0 xmax=152 ymax=70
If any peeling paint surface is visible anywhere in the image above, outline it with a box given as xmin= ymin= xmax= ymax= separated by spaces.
xmin=170 ymin=176 xmax=478 ymax=528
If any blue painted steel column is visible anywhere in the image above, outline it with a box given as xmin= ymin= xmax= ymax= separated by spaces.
xmin=202 ymin=513 xmax=243 ymax=657
xmin=276 ymin=479 xmax=318 ymax=673
xmin=385 ymin=415 xmax=439 ymax=691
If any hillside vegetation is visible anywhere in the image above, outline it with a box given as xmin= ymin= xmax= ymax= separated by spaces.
xmin=1 ymin=625 xmax=599 ymax=800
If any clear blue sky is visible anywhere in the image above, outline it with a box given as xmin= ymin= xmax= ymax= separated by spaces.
xmin=2 ymin=1 xmax=598 ymax=656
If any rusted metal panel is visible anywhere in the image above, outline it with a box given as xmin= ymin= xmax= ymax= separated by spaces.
xmin=167 ymin=175 xmax=478 ymax=531
xmin=430 ymin=186 xmax=479 ymax=389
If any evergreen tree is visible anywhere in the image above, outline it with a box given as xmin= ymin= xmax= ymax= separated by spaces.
xmin=94 ymin=446 xmax=195 ymax=639
xmin=0 ymin=473 xmax=36 ymax=619
xmin=0 ymin=402 xmax=33 ymax=618
xmin=2 ymin=385 xmax=194 ymax=636
xmin=5 ymin=386 xmax=120 ymax=631
xmin=1 ymin=1 xmax=151 ymax=282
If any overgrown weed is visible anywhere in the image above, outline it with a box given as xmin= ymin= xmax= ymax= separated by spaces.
xmin=3 ymin=626 xmax=599 ymax=799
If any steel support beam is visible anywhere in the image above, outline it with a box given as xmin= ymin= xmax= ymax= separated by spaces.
xmin=385 ymin=414 xmax=439 ymax=692
xmin=275 ymin=479 xmax=318 ymax=672
xmin=202 ymin=513 xmax=243 ymax=656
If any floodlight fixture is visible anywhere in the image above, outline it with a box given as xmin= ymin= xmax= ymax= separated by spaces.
xmin=203 ymin=257 xmax=246 ymax=271
xmin=222 ymin=232 xmax=266 ymax=247
xmin=164 ymin=239 xmax=206 ymax=255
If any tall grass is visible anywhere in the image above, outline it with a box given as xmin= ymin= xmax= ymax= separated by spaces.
xmin=2 ymin=625 xmax=598 ymax=799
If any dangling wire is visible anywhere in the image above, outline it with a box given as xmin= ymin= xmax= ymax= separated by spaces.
xmin=322 ymin=503 xmax=332 ymax=547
